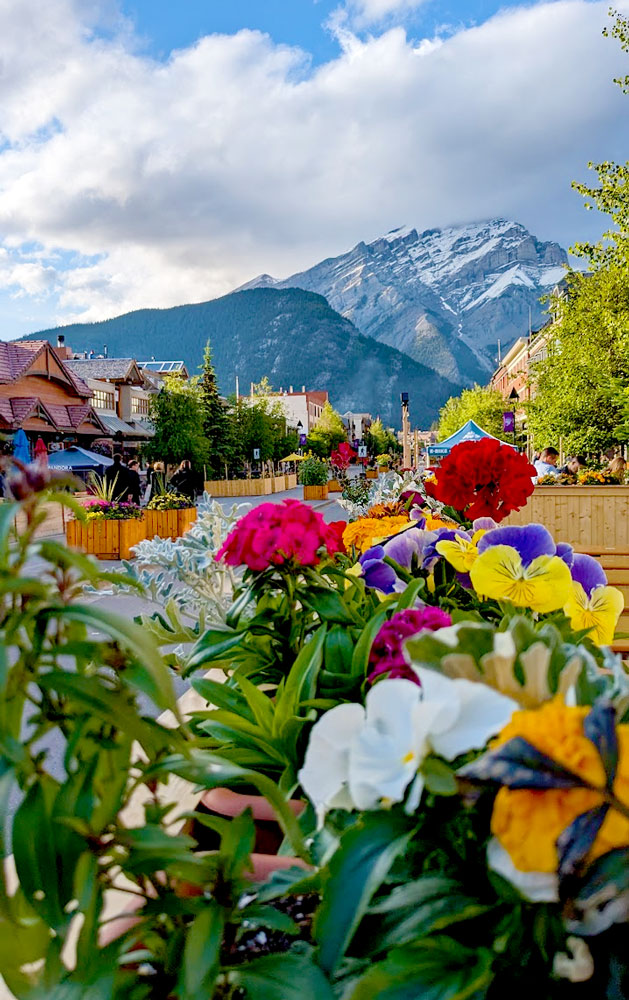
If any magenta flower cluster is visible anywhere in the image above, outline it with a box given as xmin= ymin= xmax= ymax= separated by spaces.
xmin=367 ymin=606 xmax=452 ymax=685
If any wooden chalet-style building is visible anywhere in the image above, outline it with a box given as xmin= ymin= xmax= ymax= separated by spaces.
xmin=0 ymin=340 xmax=107 ymax=448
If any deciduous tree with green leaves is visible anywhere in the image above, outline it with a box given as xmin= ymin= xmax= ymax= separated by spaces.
xmin=145 ymin=375 xmax=210 ymax=471
xmin=437 ymin=385 xmax=505 ymax=441
xmin=528 ymin=8 xmax=629 ymax=454
xmin=307 ymin=401 xmax=348 ymax=457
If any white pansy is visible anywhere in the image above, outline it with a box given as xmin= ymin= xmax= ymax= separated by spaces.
xmin=298 ymin=672 xmax=517 ymax=819
xmin=297 ymin=702 xmax=365 ymax=824
xmin=487 ymin=838 xmax=558 ymax=903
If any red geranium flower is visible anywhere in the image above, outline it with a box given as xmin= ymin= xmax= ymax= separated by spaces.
xmin=330 ymin=442 xmax=357 ymax=471
xmin=216 ymin=499 xmax=346 ymax=571
xmin=424 ymin=439 xmax=535 ymax=522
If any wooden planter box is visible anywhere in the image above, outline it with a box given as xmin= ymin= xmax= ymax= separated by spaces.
xmin=378 ymin=466 xmax=390 ymax=474
xmin=144 ymin=507 xmax=197 ymax=541
xmin=284 ymin=473 xmax=297 ymax=490
xmin=66 ymin=517 xmax=146 ymax=560
xmin=327 ymin=478 xmax=342 ymax=493
xmin=273 ymin=475 xmax=287 ymax=493
xmin=303 ymin=484 xmax=328 ymax=501
xmin=503 ymin=486 xmax=629 ymax=551
xmin=204 ymin=479 xmax=274 ymax=497
xmin=366 ymin=470 xmax=378 ymax=480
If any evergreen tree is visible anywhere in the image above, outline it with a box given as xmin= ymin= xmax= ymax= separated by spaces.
xmin=199 ymin=340 xmax=232 ymax=478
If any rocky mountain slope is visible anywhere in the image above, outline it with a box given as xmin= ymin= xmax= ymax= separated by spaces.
xmin=25 ymin=288 xmax=457 ymax=428
xmin=240 ymin=220 xmax=567 ymax=385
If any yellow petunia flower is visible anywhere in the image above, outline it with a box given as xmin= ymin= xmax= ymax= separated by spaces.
xmin=491 ymin=699 xmax=629 ymax=872
xmin=342 ymin=515 xmax=410 ymax=554
xmin=469 ymin=545 xmax=572 ymax=613
xmin=564 ymin=582 xmax=624 ymax=646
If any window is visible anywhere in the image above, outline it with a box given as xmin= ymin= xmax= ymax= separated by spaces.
xmin=131 ymin=395 xmax=149 ymax=416
xmin=91 ymin=388 xmax=114 ymax=411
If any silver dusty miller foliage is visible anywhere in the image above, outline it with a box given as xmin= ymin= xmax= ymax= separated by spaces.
xmin=110 ymin=493 xmax=250 ymax=645
xmin=337 ymin=472 xmax=433 ymax=519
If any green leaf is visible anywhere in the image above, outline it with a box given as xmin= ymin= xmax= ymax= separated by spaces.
xmin=42 ymin=605 xmax=177 ymax=713
xmin=236 ymin=675 xmax=275 ymax=733
xmin=181 ymin=904 xmax=225 ymax=1000
xmin=314 ymin=811 xmax=412 ymax=974
xmin=421 ymin=757 xmax=458 ymax=796
xmin=323 ymin=625 xmax=356 ymax=676
xmin=13 ymin=778 xmax=65 ymax=930
xmin=191 ymin=677 xmax=255 ymax=722
xmin=273 ymin=626 xmax=327 ymax=735
xmin=228 ymin=951 xmax=334 ymax=1000
xmin=300 ymin=587 xmax=357 ymax=624
xmin=351 ymin=608 xmax=390 ymax=679
xmin=185 ymin=626 xmax=246 ymax=674
xmin=346 ymin=937 xmax=494 ymax=1000
xmin=38 ymin=672 xmax=173 ymax=757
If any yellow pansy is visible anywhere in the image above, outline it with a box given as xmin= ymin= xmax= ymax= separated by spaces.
xmin=564 ymin=582 xmax=624 ymax=646
xmin=491 ymin=699 xmax=629 ymax=873
xmin=469 ymin=545 xmax=572 ymax=613
xmin=435 ymin=529 xmax=486 ymax=573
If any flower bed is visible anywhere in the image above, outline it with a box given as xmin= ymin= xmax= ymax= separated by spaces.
xmin=8 ymin=444 xmax=629 ymax=997
xmin=144 ymin=507 xmax=197 ymax=540
xmin=204 ymin=477 xmax=274 ymax=497
xmin=66 ymin=514 xmax=146 ymax=559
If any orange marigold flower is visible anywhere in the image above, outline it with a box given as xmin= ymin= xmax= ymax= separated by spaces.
xmin=366 ymin=501 xmax=407 ymax=519
xmin=342 ymin=515 xmax=410 ymax=554
xmin=491 ymin=699 xmax=629 ymax=873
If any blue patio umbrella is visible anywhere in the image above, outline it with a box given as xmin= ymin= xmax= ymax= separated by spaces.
xmin=12 ymin=428 xmax=31 ymax=464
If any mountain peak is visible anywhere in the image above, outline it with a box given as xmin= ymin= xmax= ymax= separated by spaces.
xmin=247 ymin=218 xmax=567 ymax=385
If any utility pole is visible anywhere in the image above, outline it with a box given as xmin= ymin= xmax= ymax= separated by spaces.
xmin=401 ymin=393 xmax=411 ymax=468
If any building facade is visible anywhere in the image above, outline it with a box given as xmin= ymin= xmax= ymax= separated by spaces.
xmin=0 ymin=340 xmax=107 ymax=449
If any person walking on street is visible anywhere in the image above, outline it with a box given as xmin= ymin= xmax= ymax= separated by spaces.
xmin=533 ymin=447 xmax=560 ymax=482
xmin=169 ymin=460 xmax=198 ymax=503
xmin=127 ymin=459 xmax=142 ymax=505
xmin=104 ymin=453 xmax=131 ymax=501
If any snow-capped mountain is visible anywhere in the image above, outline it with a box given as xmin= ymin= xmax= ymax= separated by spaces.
xmin=240 ymin=220 xmax=567 ymax=386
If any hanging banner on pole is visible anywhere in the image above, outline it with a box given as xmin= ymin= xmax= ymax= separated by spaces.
xmin=502 ymin=412 xmax=515 ymax=434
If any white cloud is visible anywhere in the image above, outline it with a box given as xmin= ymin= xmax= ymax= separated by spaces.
xmin=331 ymin=0 xmax=427 ymax=31
xmin=0 ymin=0 xmax=626 ymax=332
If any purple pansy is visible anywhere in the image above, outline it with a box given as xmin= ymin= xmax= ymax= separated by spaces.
xmin=570 ymin=552 xmax=607 ymax=597
xmin=477 ymin=523 xmax=555 ymax=567
xmin=422 ymin=528 xmax=471 ymax=572
xmin=382 ymin=524 xmax=438 ymax=570
xmin=556 ymin=542 xmax=575 ymax=568
xmin=472 ymin=517 xmax=499 ymax=533
xmin=359 ymin=545 xmax=402 ymax=594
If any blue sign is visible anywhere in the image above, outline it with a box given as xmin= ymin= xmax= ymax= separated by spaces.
xmin=502 ymin=412 xmax=515 ymax=434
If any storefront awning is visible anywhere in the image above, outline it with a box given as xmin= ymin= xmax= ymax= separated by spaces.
xmin=98 ymin=414 xmax=140 ymax=437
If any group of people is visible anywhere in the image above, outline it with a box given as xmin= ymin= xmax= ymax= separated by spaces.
xmin=103 ymin=455 xmax=200 ymax=504
xmin=533 ymin=447 xmax=627 ymax=481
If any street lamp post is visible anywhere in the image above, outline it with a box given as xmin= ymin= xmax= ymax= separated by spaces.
xmin=401 ymin=393 xmax=411 ymax=468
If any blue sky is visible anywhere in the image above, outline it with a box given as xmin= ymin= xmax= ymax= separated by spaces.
xmin=0 ymin=0 xmax=626 ymax=337
xmin=120 ymin=0 xmax=522 ymax=65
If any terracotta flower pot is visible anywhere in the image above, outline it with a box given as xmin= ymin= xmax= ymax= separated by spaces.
xmin=199 ymin=787 xmax=306 ymax=872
